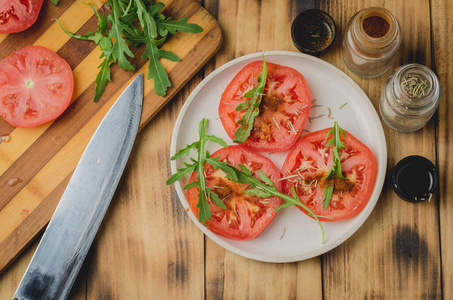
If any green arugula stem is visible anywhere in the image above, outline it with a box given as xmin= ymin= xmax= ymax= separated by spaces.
xmin=58 ymin=0 xmax=202 ymax=101
xmin=167 ymin=119 xmax=234 ymax=225
xmin=233 ymin=166 xmax=326 ymax=244
xmin=168 ymin=118 xmax=327 ymax=244
xmin=322 ymin=121 xmax=347 ymax=209
xmin=233 ymin=56 xmax=267 ymax=143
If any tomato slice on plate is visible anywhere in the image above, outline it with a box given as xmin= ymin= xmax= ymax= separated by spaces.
xmin=188 ymin=145 xmax=282 ymax=240
xmin=0 ymin=46 xmax=74 ymax=128
xmin=219 ymin=61 xmax=312 ymax=152
xmin=0 ymin=0 xmax=44 ymax=34
xmin=281 ymin=128 xmax=376 ymax=221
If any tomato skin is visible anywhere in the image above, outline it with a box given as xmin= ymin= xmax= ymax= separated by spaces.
xmin=0 ymin=0 xmax=44 ymax=34
xmin=187 ymin=145 xmax=282 ymax=240
xmin=0 ymin=46 xmax=74 ymax=128
xmin=219 ymin=61 xmax=312 ymax=153
xmin=281 ymin=128 xmax=376 ymax=221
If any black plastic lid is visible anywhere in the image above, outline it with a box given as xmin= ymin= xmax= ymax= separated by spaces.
xmin=392 ymin=155 xmax=438 ymax=203
xmin=291 ymin=9 xmax=336 ymax=56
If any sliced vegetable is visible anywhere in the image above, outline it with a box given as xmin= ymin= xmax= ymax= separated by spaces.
xmin=168 ymin=118 xmax=326 ymax=242
xmin=187 ymin=145 xmax=282 ymax=240
xmin=0 ymin=46 xmax=74 ymax=128
xmin=219 ymin=60 xmax=312 ymax=152
xmin=0 ymin=0 xmax=44 ymax=34
xmin=281 ymin=126 xmax=376 ymax=221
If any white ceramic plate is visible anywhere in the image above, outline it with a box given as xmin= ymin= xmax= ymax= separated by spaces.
xmin=170 ymin=51 xmax=387 ymax=263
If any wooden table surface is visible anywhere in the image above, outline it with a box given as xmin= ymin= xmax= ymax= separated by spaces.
xmin=1 ymin=0 xmax=452 ymax=299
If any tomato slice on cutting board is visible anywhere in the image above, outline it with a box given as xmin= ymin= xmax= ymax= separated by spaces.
xmin=219 ymin=61 xmax=312 ymax=152
xmin=187 ymin=145 xmax=282 ymax=240
xmin=0 ymin=0 xmax=44 ymax=34
xmin=0 ymin=46 xmax=74 ymax=128
xmin=281 ymin=128 xmax=376 ymax=221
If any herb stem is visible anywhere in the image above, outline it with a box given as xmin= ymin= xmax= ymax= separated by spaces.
xmin=198 ymin=120 xmax=208 ymax=201
xmin=234 ymin=167 xmax=326 ymax=244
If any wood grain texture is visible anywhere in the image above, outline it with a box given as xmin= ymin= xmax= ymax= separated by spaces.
xmin=431 ymin=0 xmax=453 ymax=298
xmin=320 ymin=1 xmax=441 ymax=299
xmin=0 ymin=0 xmax=221 ymax=274
xmin=202 ymin=1 xmax=322 ymax=299
xmin=320 ymin=0 xmax=441 ymax=299
xmin=1 ymin=0 xmax=450 ymax=299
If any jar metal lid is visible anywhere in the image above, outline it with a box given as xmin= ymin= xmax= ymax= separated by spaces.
xmin=392 ymin=155 xmax=438 ymax=203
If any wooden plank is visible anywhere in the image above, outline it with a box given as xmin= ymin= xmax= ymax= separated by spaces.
xmin=431 ymin=0 xmax=453 ymax=298
xmin=202 ymin=0 xmax=322 ymax=299
xmin=78 ymin=82 xmax=206 ymax=299
xmin=320 ymin=0 xmax=441 ymax=298
xmin=0 ymin=0 xmax=222 ymax=274
xmin=1 ymin=0 xmax=449 ymax=299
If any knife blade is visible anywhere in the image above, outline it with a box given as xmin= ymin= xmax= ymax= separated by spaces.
xmin=13 ymin=74 xmax=144 ymax=300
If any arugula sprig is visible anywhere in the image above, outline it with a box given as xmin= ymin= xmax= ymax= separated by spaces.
xmin=58 ymin=0 xmax=203 ymax=101
xmin=233 ymin=166 xmax=326 ymax=243
xmin=322 ymin=121 xmax=348 ymax=209
xmin=233 ymin=57 xmax=267 ymax=143
xmin=167 ymin=118 xmax=326 ymax=243
xmin=166 ymin=119 xmax=237 ymax=226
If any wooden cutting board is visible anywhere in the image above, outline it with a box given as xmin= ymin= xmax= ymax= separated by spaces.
xmin=0 ymin=0 xmax=221 ymax=274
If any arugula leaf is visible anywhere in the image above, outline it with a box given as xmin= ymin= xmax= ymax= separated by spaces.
xmin=134 ymin=1 xmax=202 ymax=96
xmin=168 ymin=119 xmax=327 ymax=243
xmin=135 ymin=0 xmax=159 ymax=39
xmin=155 ymin=16 xmax=203 ymax=36
xmin=52 ymin=0 xmax=58 ymax=5
xmin=106 ymin=0 xmax=135 ymax=71
xmin=166 ymin=118 xmax=236 ymax=225
xmin=94 ymin=58 xmax=113 ymax=102
xmin=322 ymin=121 xmax=348 ymax=209
xmin=141 ymin=38 xmax=181 ymax=96
xmin=234 ymin=57 xmax=267 ymax=143
xmin=58 ymin=0 xmax=203 ymax=101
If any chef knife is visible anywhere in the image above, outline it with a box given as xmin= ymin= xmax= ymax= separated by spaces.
xmin=13 ymin=74 xmax=144 ymax=300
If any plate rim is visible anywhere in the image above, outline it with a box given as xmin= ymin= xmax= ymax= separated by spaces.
xmin=170 ymin=50 xmax=387 ymax=262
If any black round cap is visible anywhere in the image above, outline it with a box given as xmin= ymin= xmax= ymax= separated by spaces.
xmin=392 ymin=155 xmax=438 ymax=203
xmin=291 ymin=9 xmax=336 ymax=56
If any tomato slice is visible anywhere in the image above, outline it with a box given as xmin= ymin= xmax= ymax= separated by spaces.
xmin=281 ymin=128 xmax=376 ymax=221
xmin=188 ymin=145 xmax=282 ymax=240
xmin=0 ymin=46 xmax=74 ymax=128
xmin=219 ymin=61 xmax=312 ymax=152
xmin=0 ymin=0 xmax=44 ymax=34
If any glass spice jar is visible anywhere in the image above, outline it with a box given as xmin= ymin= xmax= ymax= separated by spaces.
xmin=379 ymin=63 xmax=441 ymax=132
xmin=341 ymin=7 xmax=402 ymax=78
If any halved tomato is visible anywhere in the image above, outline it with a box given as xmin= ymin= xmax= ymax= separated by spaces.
xmin=0 ymin=0 xmax=44 ymax=34
xmin=281 ymin=128 xmax=376 ymax=221
xmin=219 ymin=60 xmax=312 ymax=152
xmin=0 ymin=46 xmax=74 ymax=128
xmin=188 ymin=145 xmax=282 ymax=240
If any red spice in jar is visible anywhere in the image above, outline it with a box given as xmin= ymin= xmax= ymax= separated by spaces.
xmin=362 ymin=16 xmax=390 ymax=38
